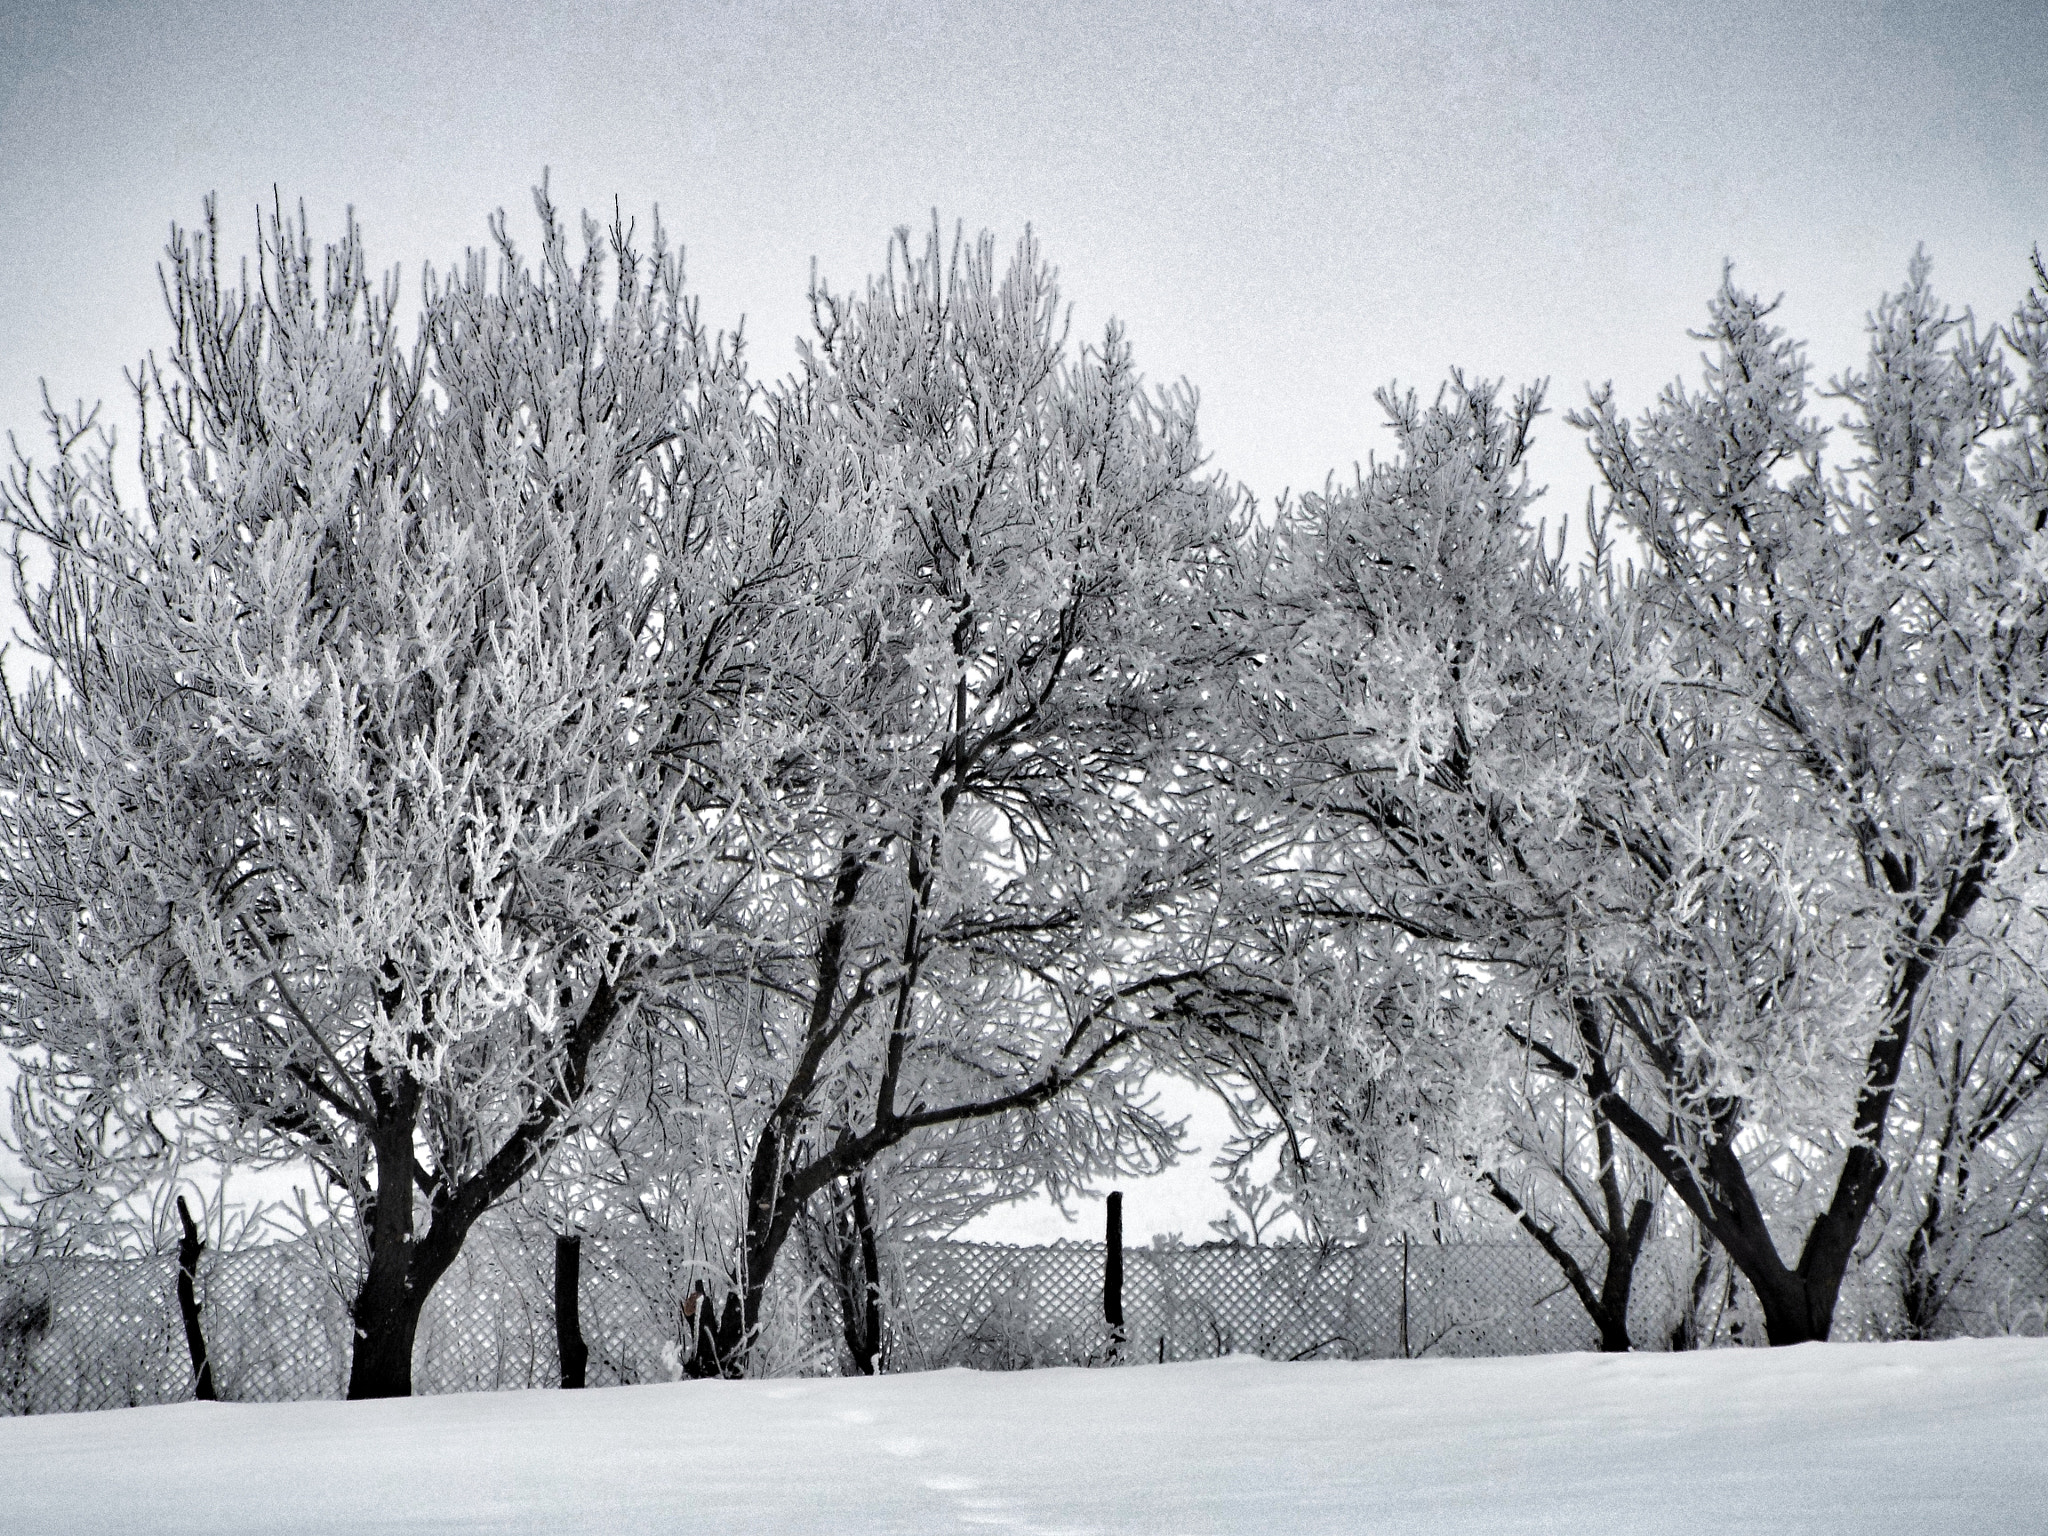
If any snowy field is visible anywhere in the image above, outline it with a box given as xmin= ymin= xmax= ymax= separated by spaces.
xmin=2 ymin=1339 xmax=2042 ymax=1535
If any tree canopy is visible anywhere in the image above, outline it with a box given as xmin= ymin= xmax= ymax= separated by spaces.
xmin=4 ymin=193 xmax=2045 ymax=1388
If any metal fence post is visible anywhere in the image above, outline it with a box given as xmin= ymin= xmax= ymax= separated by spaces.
xmin=1400 ymin=1233 xmax=1410 ymax=1360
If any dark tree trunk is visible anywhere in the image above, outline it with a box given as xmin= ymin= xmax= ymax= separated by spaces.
xmin=814 ymin=1174 xmax=887 ymax=1375
xmin=738 ymin=1129 xmax=792 ymax=1366
xmin=1688 ymin=1138 xmax=1868 ymax=1346
xmin=1486 ymin=1174 xmax=1651 ymax=1353
xmin=1554 ymin=826 xmax=2002 ymax=1348
xmin=1591 ymin=1197 xmax=1654 ymax=1353
xmin=1749 ymin=1274 xmax=1832 ymax=1345
xmin=348 ymin=1085 xmax=426 ymax=1400
xmin=347 ymin=1283 xmax=427 ymax=1400
xmin=677 ymin=1282 xmax=720 ymax=1379
xmin=344 ymin=970 xmax=630 ymax=1399
xmin=173 ymin=1196 xmax=216 ymax=1401
xmin=733 ymin=855 xmax=871 ymax=1366
xmin=730 ymin=833 xmax=1133 ymax=1367
xmin=1637 ymin=1141 xmax=1838 ymax=1347
xmin=1567 ymin=1011 xmax=1883 ymax=1347
xmin=555 ymin=1236 xmax=588 ymax=1389
xmin=1677 ymin=1149 xmax=1838 ymax=1346
xmin=834 ymin=1177 xmax=884 ymax=1375
xmin=1900 ymin=1196 xmax=1950 ymax=1339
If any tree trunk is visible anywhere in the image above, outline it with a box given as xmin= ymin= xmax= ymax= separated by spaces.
xmin=847 ymin=1177 xmax=883 ymax=1374
xmin=344 ymin=970 xmax=630 ymax=1399
xmin=555 ymin=1236 xmax=588 ymax=1389
xmin=1580 ymin=1028 xmax=1883 ymax=1347
xmin=1565 ymin=843 xmax=1997 ymax=1351
xmin=347 ymin=1198 xmax=498 ymax=1397
xmin=1591 ymin=1198 xmax=1653 ymax=1353
xmin=173 ymin=1196 xmax=216 ymax=1401
xmin=819 ymin=1175 xmax=886 ymax=1375
xmin=346 ymin=1282 xmax=427 ymax=1400
xmin=1749 ymin=1276 xmax=1831 ymax=1345
xmin=1707 ymin=1199 xmax=1837 ymax=1346
xmin=1669 ymin=1229 xmax=1719 ymax=1351
xmin=738 ymin=1123 xmax=793 ymax=1368
xmin=347 ymin=1091 xmax=424 ymax=1400
xmin=734 ymin=856 xmax=869 ymax=1367
xmin=1482 ymin=1169 xmax=1650 ymax=1353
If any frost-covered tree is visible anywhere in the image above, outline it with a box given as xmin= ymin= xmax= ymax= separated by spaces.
xmin=1194 ymin=375 xmax=1684 ymax=1347
xmin=1223 ymin=255 xmax=2048 ymax=1349
xmin=1563 ymin=254 xmax=2048 ymax=1342
xmin=708 ymin=224 xmax=1251 ymax=1355
xmin=519 ymin=985 xmax=1092 ymax=1377
xmin=0 ymin=190 xmax=802 ymax=1396
xmin=1207 ymin=362 xmax=1870 ymax=1350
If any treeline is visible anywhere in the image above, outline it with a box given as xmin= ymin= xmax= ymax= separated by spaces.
xmin=1 ymin=190 xmax=2042 ymax=1394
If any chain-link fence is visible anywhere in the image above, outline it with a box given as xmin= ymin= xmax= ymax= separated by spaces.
xmin=0 ymin=1225 xmax=734 ymax=1414
xmin=885 ymin=1237 xmax=1600 ymax=1370
xmin=5 ymin=1217 xmax=2044 ymax=1416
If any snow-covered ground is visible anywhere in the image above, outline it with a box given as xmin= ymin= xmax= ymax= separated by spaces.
xmin=2 ymin=1339 xmax=2041 ymax=1534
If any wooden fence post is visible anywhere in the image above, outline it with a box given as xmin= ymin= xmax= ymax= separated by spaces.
xmin=554 ymin=1236 xmax=588 ymax=1390
xmin=174 ymin=1196 xmax=217 ymax=1401
xmin=1103 ymin=1191 xmax=1125 ymax=1363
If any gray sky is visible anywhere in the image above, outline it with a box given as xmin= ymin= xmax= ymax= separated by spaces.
xmin=5 ymin=0 xmax=2044 ymax=524
xmin=2 ymin=0 xmax=2044 ymax=1238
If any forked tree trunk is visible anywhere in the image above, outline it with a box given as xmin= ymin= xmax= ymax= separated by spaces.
xmin=1484 ymin=1107 xmax=1653 ymax=1352
xmin=345 ymin=1144 xmax=539 ymax=1397
xmin=1588 ymin=1202 xmax=1653 ymax=1353
xmin=346 ymin=973 xmax=630 ymax=1399
xmin=346 ymin=1188 xmax=498 ymax=1398
xmin=1561 ymin=822 xmax=2003 ymax=1348
xmin=1686 ymin=1138 xmax=1888 ymax=1347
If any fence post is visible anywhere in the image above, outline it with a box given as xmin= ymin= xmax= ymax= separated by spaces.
xmin=554 ymin=1236 xmax=588 ymax=1390
xmin=1103 ymin=1191 xmax=1125 ymax=1364
xmin=1399 ymin=1233 xmax=1410 ymax=1360
xmin=174 ymin=1196 xmax=217 ymax=1401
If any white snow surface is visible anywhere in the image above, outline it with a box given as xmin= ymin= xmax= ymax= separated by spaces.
xmin=2 ymin=1339 xmax=2041 ymax=1535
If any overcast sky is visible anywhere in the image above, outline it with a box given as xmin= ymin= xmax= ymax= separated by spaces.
xmin=2 ymin=0 xmax=2044 ymax=1239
